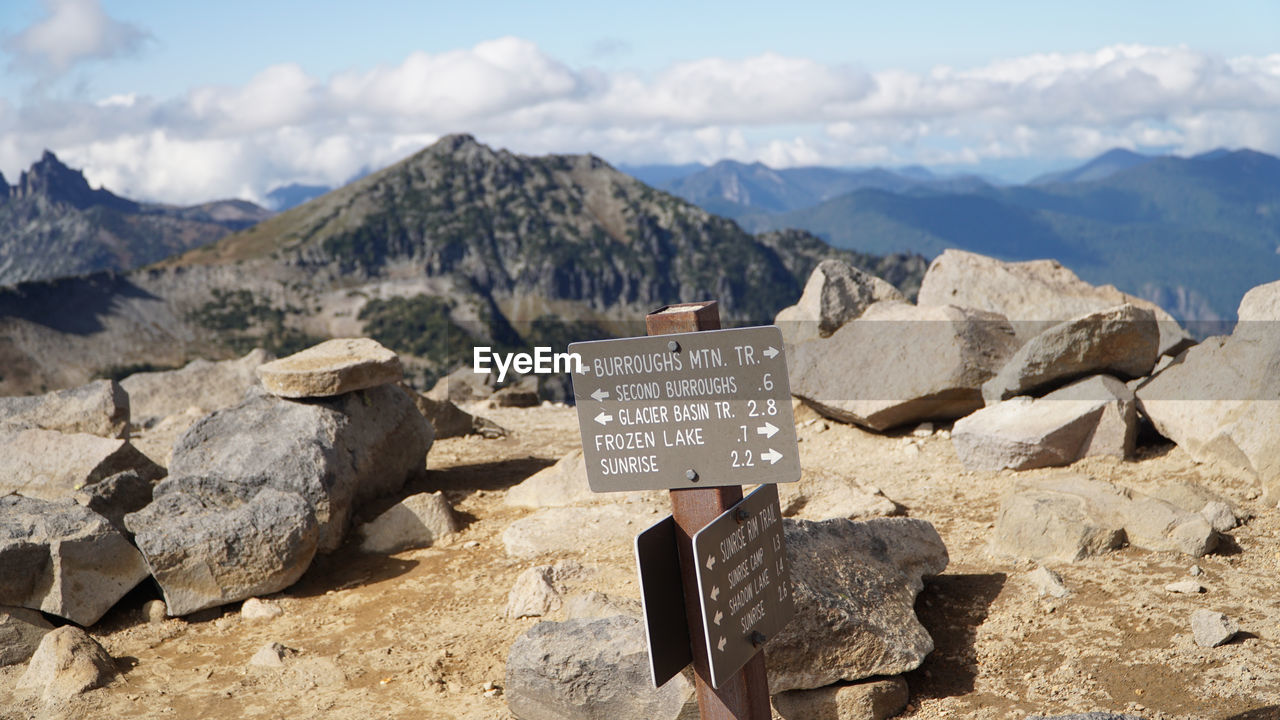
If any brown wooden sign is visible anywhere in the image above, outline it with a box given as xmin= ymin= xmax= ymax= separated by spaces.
xmin=570 ymin=326 xmax=800 ymax=492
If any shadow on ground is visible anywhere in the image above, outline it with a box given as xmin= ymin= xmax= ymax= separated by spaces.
xmin=906 ymin=572 xmax=1007 ymax=700
xmin=1223 ymin=707 xmax=1280 ymax=720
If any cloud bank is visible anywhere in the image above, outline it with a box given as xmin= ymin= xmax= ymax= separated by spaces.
xmin=2 ymin=33 xmax=1278 ymax=204
xmin=5 ymin=0 xmax=149 ymax=77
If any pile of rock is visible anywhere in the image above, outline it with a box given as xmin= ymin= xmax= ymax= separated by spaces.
xmin=0 ymin=338 xmax=452 ymax=638
xmin=785 ymin=251 xmax=1280 ymax=513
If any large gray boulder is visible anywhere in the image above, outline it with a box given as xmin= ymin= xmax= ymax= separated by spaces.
xmin=791 ymin=301 xmax=1020 ymax=431
xmin=1137 ymin=284 xmax=1280 ymax=505
xmin=505 ymin=615 xmax=695 ymax=720
xmin=0 ymin=606 xmax=53 ymax=667
xmin=953 ymin=375 xmax=1137 ymax=471
xmin=766 ymin=517 xmax=948 ymax=692
xmin=168 ymin=384 xmax=432 ymax=551
xmin=120 ymin=348 xmax=271 ymax=425
xmin=0 ymin=496 xmax=150 ymax=626
xmin=0 ymin=428 xmax=163 ymax=501
xmin=257 ymin=338 xmax=402 ymax=399
xmin=775 ymin=259 xmax=905 ymax=347
xmin=124 ymin=476 xmax=319 ymax=616
xmin=981 ymin=304 xmax=1159 ymax=403
xmin=991 ymin=476 xmax=1217 ymax=562
xmin=0 ymin=379 xmax=128 ymax=438
xmin=917 ymin=249 xmax=1192 ymax=356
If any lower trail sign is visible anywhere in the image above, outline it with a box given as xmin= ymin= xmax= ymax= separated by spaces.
xmin=574 ymin=301 xmax=798 ymax=720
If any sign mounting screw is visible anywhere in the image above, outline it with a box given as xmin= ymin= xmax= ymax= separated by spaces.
xmin=668 ymin=340 xmax=680 ymax=352
xmin=685 ymin=469 xmax=699 ymax=482
xmin=735 ymin=508 xmax=750 ymax=523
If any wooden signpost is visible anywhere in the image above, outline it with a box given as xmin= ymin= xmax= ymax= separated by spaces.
xmin=571 ymin=301 xmax=799 ymax=720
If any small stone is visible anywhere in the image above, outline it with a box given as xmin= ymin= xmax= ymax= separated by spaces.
xmin=18 ymin=626 xmax=116 ymax=700
xmin=241 ymin=598 xmax=284 ymax=620
xmin=463 ymin=541 xmax=480 ymax=549
xmin=1191 ymin=610 xmax=1238 ymax=648
xmin=257 ymin=338 xmax=402 ymax=398
xmin=248 ymin=641 xmax=295 ymax=668
xmin=1189 ymin=565 xmax=1203 ymax=577
xmin=1199 ymin=501 xmax=1237 ymax=533
xmin=143 ymin=600 xmax=168 ymax=624
xmin=357 ymin=492 xmax=460 ymax=554
xmin=1028 ymin=566 xmax=1070 ymax=598
xmin=912 ymin=422 xmax=934 ymax=438
xmin=505 ymin=566 xmax=562 ymax=619
xmin=1165 ymin=580 xmax=1205 ymax=594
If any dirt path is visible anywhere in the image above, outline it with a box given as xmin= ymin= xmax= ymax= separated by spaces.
xmin=2 ymin=403 xmax=1278 ymax=720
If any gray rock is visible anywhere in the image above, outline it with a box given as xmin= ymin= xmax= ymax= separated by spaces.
xmin=506 ymin=566 xmax=562 ymax=619
xmin=991 ymin=476 xmax=1216 ymax=562
xmin=0 ymin=379 xmax=128 ymax=438
xmin=775 ymin=259 xmax=905 ymax=348
xmin=791 ymin=301 xmax=1020 ymax=432
xmin=0 ymin=606 xmax=53 ymax=667
xmin=120 ymin=349 xmax=271 ymax=425
xmin=504 ymin=615 xmax=695 ymax=720
xmin=169 ymin=384 xmax=432 ymax=552
xmin=142 ymin=600 xmax=167 ymax=624
xmin=356 ymin=491 xmax=459 ymax=553
xmin=778 ymin=475 xmax=906 ymax=521
xmin=981 ymin=304 xmax=1159 ymax=403
xmin=1191 ymin=609 xmax=1238 ymax=648
xmin=72 ymin=470 xmax=155 ymax=536
xmin=1199 ymin=501 xmax=1238 ymax=534
xmin=404 ymin=385 xmax=505 ymax=439
xmin=0 ymin=495 xmax=150 ymax=626
xmin=0 ymin=428 xmax=164 ymax=501
xmin=917 ymin=249 xmax=1192 ymax=356
xmin=1028 ymin=566 xmax=1070 ymax=598
xmin=257 ymin=338 xmax=402 ymax=398
xmin=766 ymin=517 xmax=948 ymax=692
xmin=18 ymin=626 xmax=116 ymax=700
xmin=249 ymin=641 xmax=296 ymax=668
xmin=1148 ymin=480 xmax=1242 ymax=533
xmin=427 ymin=365 xmax=497 ymax=404
xmin=124 ymin=476 xmax=319 ymax=616
xmin=952 ymin=375 xmax=1137 ymax=471
xmin=771 ymin=676 xmax=910 ymax=720
xmin=1137 ymin=290 xmax=1280 ymax=505
xmin=502 ymin=505 xmax=639 ymax=559
xmin=1236 ymin=279 xmax=1280 ymax=323
xmin=241 ymin=598 xmax=283 ymax=620
xmin=1164 ymin=580 xmax=1204 ymax=594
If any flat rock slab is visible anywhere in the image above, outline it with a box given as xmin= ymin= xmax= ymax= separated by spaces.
xmin=766 ymin=517 xmax=949 ymax=692
xmin=790 ymin=301 xmax=1020 ymax=432
xmin=257 ymin=338 xmax=401 ymax=398
xmin=0 ymin=606 xmax=54 ymax=667
xmin=916 ymin=249 xmax=1192 ymax=356
xmin=121 ymin=348 xmax=271 ymax=424
xmin=953 ymin=375 xmax=1137 ymax=471
xmin=772 ymin=676 xmax=910 ymax=720
xmin=0 ymin=379 xmax=128 ymax=438
xmin=991 ymin=475 xmax=1216 ymax=562
xmin=169 ymin=384 xmax=432 ymax=552
xmin=125 ymin=476 xmax=319 ymax=617
xmin=982 ymin=304 xmax=1159 ymax=402
xmin=504 ymin=615 xmax=695 ymax=720
xmin=0 ymin=428 xmax=163 ymax=501
xmin=18 ymin=626 xmax=116 ymax=701
xmin=356 ymin=491 xmax=459 ymax=553
xmin=0 ymin=496 xmax=150 ymax=626
xmin=502 ymin=505 xmax=640 ymax=559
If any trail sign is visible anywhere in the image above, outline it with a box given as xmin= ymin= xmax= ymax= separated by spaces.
xmin=691 ymin=484 xmax=794 ymax=689
xmin=570 ymin=326 xmax=800 ymax=492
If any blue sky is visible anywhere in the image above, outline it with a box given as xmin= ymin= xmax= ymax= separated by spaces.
xmin=0 ymin=0 xmax=1277 ymax=203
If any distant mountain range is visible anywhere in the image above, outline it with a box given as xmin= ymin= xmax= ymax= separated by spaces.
xmin=628 ymin=148 xmax=1280 ymax=324
xmin=0 ymin=152 xmax=273 ymax=286
xmin=0 ymin=136 xmax=924 ymax=396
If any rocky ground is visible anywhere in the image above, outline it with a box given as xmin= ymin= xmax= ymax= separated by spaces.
xmin=3 ymin=397 xmax=1278 ymax=720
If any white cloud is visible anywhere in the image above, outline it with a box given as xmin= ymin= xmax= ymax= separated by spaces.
xmin=5 ymin=0 xmax=149 ymax=77
xmin=2 ymin=39 xmax=1279 ymax=203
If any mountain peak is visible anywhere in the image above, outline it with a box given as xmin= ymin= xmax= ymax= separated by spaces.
xmin=11 ymin=150 xmax=133 ymax=211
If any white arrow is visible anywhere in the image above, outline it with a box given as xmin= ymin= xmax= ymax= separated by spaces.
xmin=713 ymin=610 xmax=723 ymax=626
xmin=717 ymin=636 xmax=727 ymax=652
xmin=705 ymin=555 xmax=716 ymax=570
xmin=591 ymin=388 xmax=609 ymax=402
xmin=710 ymin=586 xmax=720 ymax=601
xmin=594 ymin=412 xmax=613 ymax=426
xmin=761 ymin=448 xmax=783 ymax=465
xmin=763 ymin=346 xmax=779 ymax=359
xmin=757 ymin=422 xmax=779 ymax=438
